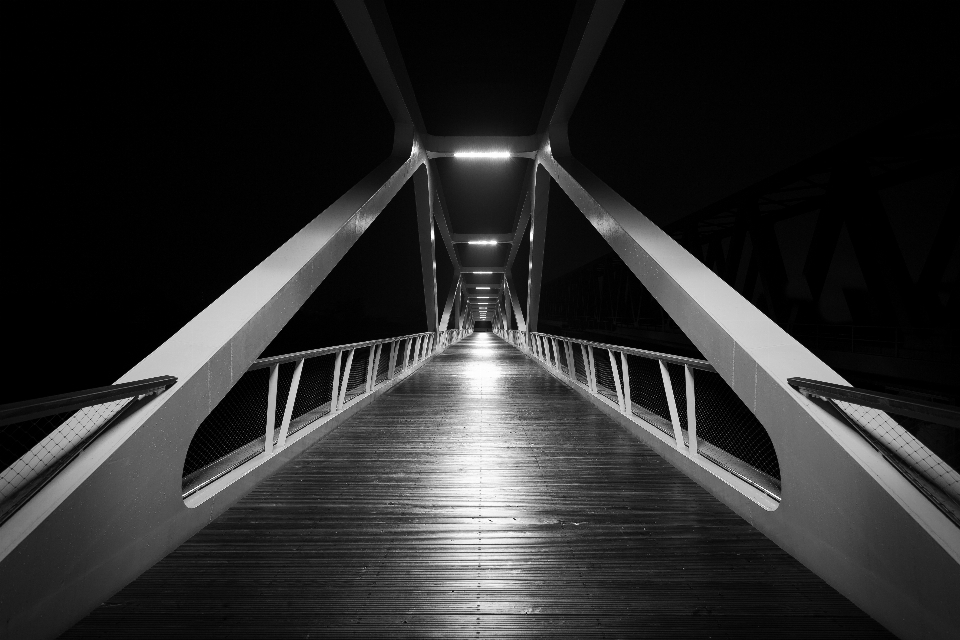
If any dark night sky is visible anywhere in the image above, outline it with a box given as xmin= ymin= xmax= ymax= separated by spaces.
xmin=3 ymin=1 xmax=957 ymax=404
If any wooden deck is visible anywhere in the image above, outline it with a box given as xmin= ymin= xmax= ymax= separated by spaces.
xmin=64 ymin=333 xmax=891 ymax=638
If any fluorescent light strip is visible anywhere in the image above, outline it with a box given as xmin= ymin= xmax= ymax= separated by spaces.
xmin=467 ymin=240 xmax=499 ymax=245
xmin=453 ymin=151 xmax=511 ymax=159
xmin=476 ymin=286 xmax=490 ymax=289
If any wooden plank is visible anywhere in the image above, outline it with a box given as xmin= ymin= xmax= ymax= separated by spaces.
xmin=64 ymin=334 xmax=891 ymax=638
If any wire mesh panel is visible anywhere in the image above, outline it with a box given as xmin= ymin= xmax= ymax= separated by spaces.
xmin=1 ymin=398 xmax=135 ymax=521
xmin=625 ymin=355 xmax=674 ymax=436
xmin=571 ymin=344 xmax=588 ymax=386
xmin=182 ymin=367 xmax=269 ymax=493
xmin=395 ymin=339 xmax=408 ymax=375
xmin=592 ymin=348 xmax=621 ymax=405
xmin=832 ymin=400 xmax=959 ymax=507
xmin=693 ymin=368 xmax=781 ymax=496
xmin=343 ymin=348 xmax=371 ymax=404
xmin=374 ymin=344 xmax=392 ymax=385
xmin=894 ymin=414 xmax=960 ymax=475
xmin=290 ymin=353 xmax=337 ymax=430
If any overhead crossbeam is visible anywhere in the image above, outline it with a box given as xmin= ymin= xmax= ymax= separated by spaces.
xmin=460 ymin=267 xmax=506 ymax=274
xmin=450 ymin=233 xmax=514 ymax=244
xmin=424 ymin=134 xmax=539 ymax=158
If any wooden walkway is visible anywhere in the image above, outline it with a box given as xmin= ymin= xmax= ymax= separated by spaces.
xmin=65 ymin=333 xmax=891 ymax=638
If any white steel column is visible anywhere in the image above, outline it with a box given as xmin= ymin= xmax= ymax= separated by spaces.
xmin=414 ymin=166 xmax=439 ymax=333
xmin=526 ymin=165 xmax=550 ymax=333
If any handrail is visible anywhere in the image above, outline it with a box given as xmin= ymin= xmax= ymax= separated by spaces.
xmin=503 ymin=328 xmax=781 ymax=504
xmin=181 ymin=328 xmax=466 ymax=501
xmin=530 ymin=331 xmax=716 ymax=371
xmin=249 ymin=332 xmax=436 ymax=370
xmin=0 ymin=376 xmax=178 ymax=427
xmin=788 ymin=378 xmax=960 ymax=429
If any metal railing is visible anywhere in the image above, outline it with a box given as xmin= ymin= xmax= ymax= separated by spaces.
xmin=501 ymin=329 xmax=782 ymax=502
xmin=789 ymin=377 xmax=960 ymax=525
xmin=181 ymin=328 xmax=467 ymax=498
xmin=0 ymin=376 xmax=177 ymax=525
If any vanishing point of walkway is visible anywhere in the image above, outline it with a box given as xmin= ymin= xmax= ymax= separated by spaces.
xmin=65 ymin=333 xmax=890 ymax=638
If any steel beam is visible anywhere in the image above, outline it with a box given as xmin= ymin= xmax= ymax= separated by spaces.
xmin=425 ymin=159 xmax=459 ymax=270
xmin=537 ymin=0 xmax=624 ymax=141
xmin=0 ymin=149 xmax=425 ymax=639
xmin=504 ymin=165 xmax=536 ymax=271
xmin=414 ymin=166 xmax=438 ymax=332
xmin=539 ymin=147 xmax=960 ymax=640
xmin=336 ymin=0 xmax=425 ymax=145
xmin=423 ymin=134 xmax=539 ymax=158
xmin=438 ymin=271 xmax=461 ymax=332
xmin=450 ymin=233 xmax=514 ymax=244
xmin=526 ymin=164 xmax=550 ymax=332
xmin=505 ymin=272 xmax=527 ymax=331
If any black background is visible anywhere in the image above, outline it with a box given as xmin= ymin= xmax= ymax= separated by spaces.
xmin=3 ymin=1 xmax=956 ymax=403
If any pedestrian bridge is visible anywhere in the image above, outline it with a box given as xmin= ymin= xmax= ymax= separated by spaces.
xmin=60 ymin=333 xmax=891 ymax=638
xmin=1 ymin=2 xmax=958 ymax=638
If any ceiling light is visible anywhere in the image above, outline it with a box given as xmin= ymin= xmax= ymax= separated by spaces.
xmin=476 ymin=286 xmax=490 ymax=289
xmin=454 ymin=151 xmax=511 ymax=159
xmin=472 ymin=271 xmax=492 ymax=274
xmin=467 ymin=240 xmax=498 ymax=245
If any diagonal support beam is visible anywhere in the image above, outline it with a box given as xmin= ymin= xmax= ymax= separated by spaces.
xmin=414 ymin=166 xmax=439 ymax=332
xmin=526 ymin=164 xmax=551 ymax=332
xmin=426 ymin=159 xmax=460 ymax=270
xmin=504 ymin=163 xmax=537 ymax=271
xmin=439 ymin=271 xmax=461 ymax=332
xmin=539 ymin=146 xmax=960 ymax=640
xmin=537 ymin=0 xmax=624 ymax=142
xmin=336 ymin=0 xmax=425 ymax=142
xmin=504 ymin=272 xmax=527 ymax=331
xmin=0 ymin=149 xmax=425 ymax=638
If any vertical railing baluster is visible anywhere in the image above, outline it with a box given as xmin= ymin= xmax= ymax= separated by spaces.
xmin=365 ymin=345 xmax=377 ymax=393
xmin=659 ymin=360 xmax=684 ymax=450
xmin=387 ymin=340 xmax=398 ymax=380
xmin=608 ymin=349 xmax=626 ymax=412
xmin=620 ymin=351 xmax=632 ymax=416
xmin=402 ymin=338 xmax=412 ymax=373
xmin=338 ymin=349 xmax=355 ymax=409
xmin=277 ymin=358 xmax=303 ymax=449
xmin=265 ymin=364 xmax=279 ymax=455
xmin=586 ymin=345 xmax=598 ymax=393
xmin=367 ymin=342 xmax=386 ymax=391
xmin=685 ymin=365 xmax=697 ymax=455
xmin=565 ymin=341 xmax=576 ymax=379
xmin=579 ymin=343 xmax=590 ymax=387
xmin=331 ymin=350 xmax=343 ymax=411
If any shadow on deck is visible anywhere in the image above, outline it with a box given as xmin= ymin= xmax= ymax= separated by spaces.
xmin=64 ymin=333 xmax=891 ymax=638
